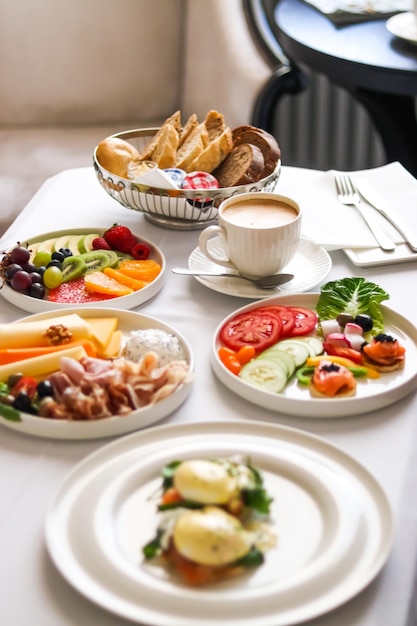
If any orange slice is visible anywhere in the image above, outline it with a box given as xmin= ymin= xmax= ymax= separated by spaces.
xmin=103 ymin=267 xmax=149 ymax=290
xmin=118 ymin=259 xmax=161 ymax=281
xmin=84 ymin=271 xmax=133 ymax=297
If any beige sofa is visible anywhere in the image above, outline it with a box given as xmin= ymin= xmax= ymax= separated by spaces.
xmin=0 ymin=0 xmax=271 ymax=236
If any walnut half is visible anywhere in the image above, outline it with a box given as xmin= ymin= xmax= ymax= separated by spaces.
xmin=43 ymin=324 xmax=73 ymax=345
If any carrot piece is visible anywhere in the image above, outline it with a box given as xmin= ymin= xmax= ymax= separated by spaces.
xmin=160 ymin=487 xmax=183 ymax=506
xmin=0 ymin=340 xmax=97 ymax=365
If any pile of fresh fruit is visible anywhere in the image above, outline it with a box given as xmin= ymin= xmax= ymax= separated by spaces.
xmin=0 ymin=224 xmax=162 ymax=303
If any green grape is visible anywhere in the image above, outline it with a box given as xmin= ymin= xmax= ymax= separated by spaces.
xmin=33 ymin=250 xmax=52 ymax=268
xmin=43 ymin=266 xmax=63 ymax=289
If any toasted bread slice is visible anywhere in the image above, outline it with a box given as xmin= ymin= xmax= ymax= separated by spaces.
xmin=140 ymin=110 xmax=182 ymax=161
xmin=188 ymin=127 xmax=233 ymax=173
xmin=175 ymin=123 xmax=209 ymax=171
xmin=179 ymin=113 xmax=199 ymax=148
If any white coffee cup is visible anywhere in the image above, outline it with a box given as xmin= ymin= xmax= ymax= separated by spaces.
xmin=198 ymin=192 xmax=301 ymax=278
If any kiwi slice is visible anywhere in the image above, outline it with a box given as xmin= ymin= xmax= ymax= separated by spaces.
xmin=61 ymin=256 xmax=88 ymax=283
xmin=80 ymin=250 xmax=119 ymax=274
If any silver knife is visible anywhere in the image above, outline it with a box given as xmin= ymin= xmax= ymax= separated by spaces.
xmin=356 ymin=178 xmax=417 ymax=252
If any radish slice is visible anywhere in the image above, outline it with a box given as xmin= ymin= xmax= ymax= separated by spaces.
xmin=345 ymin=334 xmax=365 ymax=351
xmin=320 ymin=319 xmax=340 ymax=337
xmin=344 ymin=322 xmax=363 ymax=335
xmin=325 ymin=332 xmax=350 ymax=347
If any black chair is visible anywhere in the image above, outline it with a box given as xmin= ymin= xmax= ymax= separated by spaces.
xmin=242 ymin=0 xmax=308 ymax=132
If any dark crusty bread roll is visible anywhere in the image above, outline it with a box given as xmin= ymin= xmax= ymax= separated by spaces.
xmin=213 ymin=143 xmax=265 ymax=188
xmin=232 ymin=125 xmax=281 ymax=177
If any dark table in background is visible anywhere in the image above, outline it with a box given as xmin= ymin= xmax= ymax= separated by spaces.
xmin=274 ymin=0 xmax=417 ymax=176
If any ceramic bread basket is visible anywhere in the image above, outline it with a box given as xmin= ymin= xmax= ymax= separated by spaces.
xmin=93 ymin=128 xmax=281 ymax=230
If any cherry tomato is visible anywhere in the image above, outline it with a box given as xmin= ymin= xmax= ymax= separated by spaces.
xmin=236 ymin=345 xmax=256 ymax=365
xmin=287 ymin=306 xmax=318 ymax=336
xmin=218 ymin=347 xmax=242 ymax=374
xmin=256 ymin=305 xmax=296 ymax=336
xmin=220 ymin=311 xmax=282 ymax=353
xmin=10 ymin=375 xmax=38 ymax=400
xmin=323 ymin=343 xmax=364 ymax=364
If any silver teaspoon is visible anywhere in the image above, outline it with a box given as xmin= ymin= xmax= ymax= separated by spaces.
xmin=172 ymin=268 xmax=294 ymax=289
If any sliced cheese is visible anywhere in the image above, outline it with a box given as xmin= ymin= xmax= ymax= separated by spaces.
xmin=0 ymin=314 xmax=92 ymax=349
xmin=0 ymin=345 xmax=88 ymax=381
xmin=100 ymin=330 xmax=123 ymax=358
xmin=87 ymin=317 xmax=119 ymax=349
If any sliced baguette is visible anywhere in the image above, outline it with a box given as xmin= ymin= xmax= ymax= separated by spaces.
xmin=179 ymin=113 xmax=199 ymax=148
xmin=175 ymin=123 xmax=209 ymax=171
xmin=204 ymin=109 xmax=226 ymax=141
xmin=187 ymin=127 xmax=233 ymax=173
xmin=149 ymin=123 xmax=179 ymax=169
xmin=213 ymin=143 xmax=265 ymax=188
xmin=139 ymin=110 xmax=182 ymax=161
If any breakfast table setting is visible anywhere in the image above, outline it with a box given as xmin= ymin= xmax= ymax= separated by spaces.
xmin=1 ymin=116 xmax=417 ymax=626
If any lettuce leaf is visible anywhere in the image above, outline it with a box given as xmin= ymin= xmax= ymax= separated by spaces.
xmin=316 ymin=277 xmax=389 ymax=335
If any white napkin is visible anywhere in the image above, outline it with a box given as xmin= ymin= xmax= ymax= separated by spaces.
xmin=286 ymin=162 xmax=417 ymax=251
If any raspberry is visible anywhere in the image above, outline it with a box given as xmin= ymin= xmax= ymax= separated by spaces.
xmin=104 ymin=224 xmax=137 ymax=254
xmin=92 ymin=237 xmax=111 ymax=250
xmin=131 ymin=243 xmax=151 ymax=260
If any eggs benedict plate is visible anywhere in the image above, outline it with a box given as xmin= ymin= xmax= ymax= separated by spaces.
xmin=143 ymin=457 xmax=275 ymax=585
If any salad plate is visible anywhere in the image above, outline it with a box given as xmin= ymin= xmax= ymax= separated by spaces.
xmin=0 ymin=227 xmax=166 ymax=314
xmin=0 ymin=308 xmax=193 ymax=439
xmin=187 ymin=237 xmax=332 ymax=299
xmin=212 ymin=293 xmax=417 ymax=418
xmin=45 ymin=420 xmax=393 ymax=626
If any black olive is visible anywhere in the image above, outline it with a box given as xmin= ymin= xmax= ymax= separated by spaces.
xmin=13 ymin=392 xmax=32 ymax=412
xmin=336 ymin=313 xmax=354 ymax=328
xmin=354 ymin=314 xmax=373 ymax=333
xmin=37 ymin=380 xmax=54 ymax=398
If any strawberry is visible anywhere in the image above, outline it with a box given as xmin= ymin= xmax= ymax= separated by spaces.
xmin=92 ymin=237 xmax=111 ymax=250
xmin=131 ymin=242 xmax=151 ymax=260
xmin=103 ymin=224 xmax=137 ymax=254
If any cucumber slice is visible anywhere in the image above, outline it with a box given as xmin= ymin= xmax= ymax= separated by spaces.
xmin=239 ymin=358 xmax=288 ymax=393
xmin=294 ymin=336 xmax=324 ymax=357
xmin=260 ymin=348 xmax=296 ymax=377
xmin=273 ymin=340 xmax=310 ymax=367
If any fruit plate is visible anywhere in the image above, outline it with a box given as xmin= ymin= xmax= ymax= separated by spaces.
xmin=0 ymin=308 xmax=194 ymax=439
xmin=45 ymin=420 xmax=393 ymax=626
xmin=0 ymin=228 xmax=166 ymax=314
xmin=212 ymin=293 xmax=417 ymax=418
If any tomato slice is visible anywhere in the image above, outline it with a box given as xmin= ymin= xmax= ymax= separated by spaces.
xmin=256 ymin=305 xmax=296 ymax=336
xmin=286 ymin=306 xmax=318 ymax=336
xmin=220 ymin=311 xmax=282 ymax=353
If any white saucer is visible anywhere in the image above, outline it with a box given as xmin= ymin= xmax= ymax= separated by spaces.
xmin=386 ymin=12 xmax=417 ymax=44
xmin=188 ymin=237 xmax=332 ymax=299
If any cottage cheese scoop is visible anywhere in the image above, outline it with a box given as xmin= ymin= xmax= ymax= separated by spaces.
xmin=122 ymin=329 xmax=186 ymax=365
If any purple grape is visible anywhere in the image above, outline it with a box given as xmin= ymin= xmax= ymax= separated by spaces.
xmin=22 ymin=262 xmax=38 ymax=274
xmin=29 ymin=283 xmax=46 ymax=299
xmin=10 ymin=246 xmax=30 ymax=266
xmin=10 ymin=270 xmax=32 ymax=293
xmin=4 ymin=263 xmax=23 ymax=281
xmin=30 ymin=272 xmax=43 ymax=284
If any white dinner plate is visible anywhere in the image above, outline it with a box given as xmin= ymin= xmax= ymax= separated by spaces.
xmin=0 ymin=308 xmax=193 ymax=439
xmin=45 ymin=420 xmax=393 ymax=626
xmin=386 ymin=12 xmax=417 ymax=44
xmin=188 ymin=237 xmax=332 ymax=299
xmin=212 ymin=293 xmax=417 ymax=418
xmin=0 ymin=227 xmax=166 ymax=313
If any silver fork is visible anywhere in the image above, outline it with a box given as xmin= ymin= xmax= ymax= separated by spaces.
xmin=334 ymin=173 xmax=396 ymax=251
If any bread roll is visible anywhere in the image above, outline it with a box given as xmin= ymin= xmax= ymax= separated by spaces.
xmin=232 ymin=126 xmax=281 ymax=177
xmin=96 ymin=137 xmax=140 ymax=178
xmin=213 ymin=143 xmax=265 ymax=188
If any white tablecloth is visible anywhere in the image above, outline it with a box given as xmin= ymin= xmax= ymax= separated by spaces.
xmin=0 ymin=166 xmax=417 ymax=626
